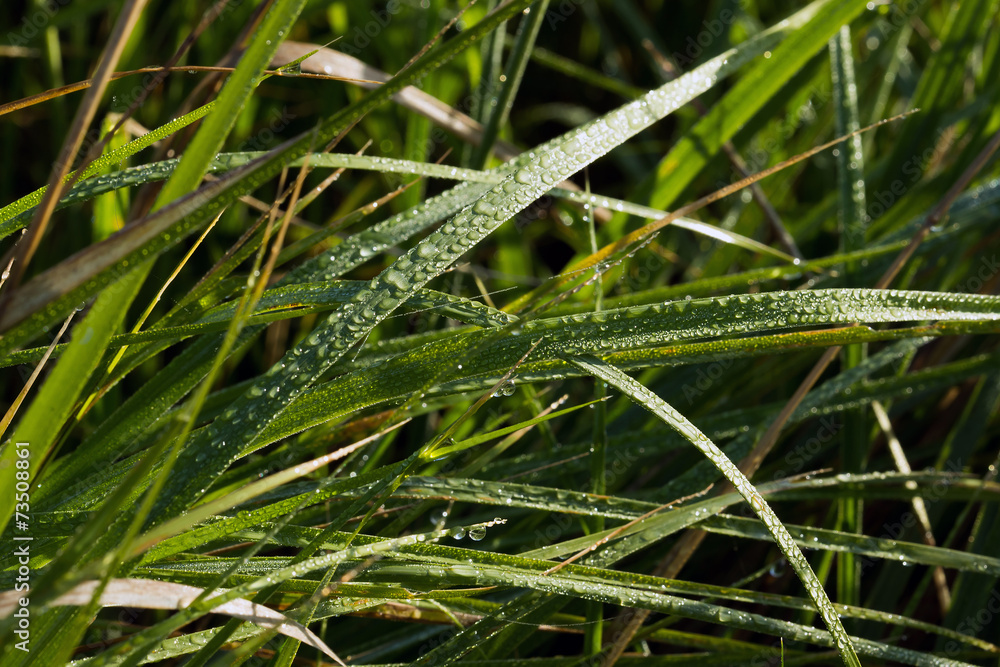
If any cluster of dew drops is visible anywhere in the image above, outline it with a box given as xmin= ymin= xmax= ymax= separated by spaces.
xmin=431 ymin=510 xmax=506 ymax=542
xmin=450 ymin=525 xmax=488 ymax=542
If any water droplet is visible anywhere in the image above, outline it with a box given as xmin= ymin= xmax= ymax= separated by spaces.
xmin=473 ymin=200 xmax=497 ymax=216
xmin=469 ymin=526 xmax=487 ymax=541
xmin=384 ymin=268 xmax=410 ymax=291
xmin=493 ymin=379 xmax=516 ymax=397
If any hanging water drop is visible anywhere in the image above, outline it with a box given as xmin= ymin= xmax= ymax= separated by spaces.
xmin=493 ymin=379 xmax=516 ymax=397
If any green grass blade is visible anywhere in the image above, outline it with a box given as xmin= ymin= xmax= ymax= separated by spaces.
xmin=470 ymin=0 xmax=550 ymax=168
xmin=829 ymin=23 xmax=867 ymax=612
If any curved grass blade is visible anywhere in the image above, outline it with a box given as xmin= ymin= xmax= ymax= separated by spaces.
xmin=25 ymin=175 xmax=502 ymax=505
xmin=95 ymin=517 xmax=971 ymax=667
xmin=71 ymin=519 xmax=505 ymax=667
xmin=237 ymin=290 xmax=1000 ymax=458
xmin=565 ymin=354 xmax=861 ymax=666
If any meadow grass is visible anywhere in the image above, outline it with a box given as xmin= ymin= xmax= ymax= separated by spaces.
xmin=1 ymin=1 xmax=999 ymax=665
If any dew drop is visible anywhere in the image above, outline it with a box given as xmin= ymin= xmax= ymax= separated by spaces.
xmin=493 ymin=379 xmax=516 ymax=397
xmin=473 ymin=200 xmax=497 ymax=216
xmin=514 ymin=169 xmax=533 ymax=184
